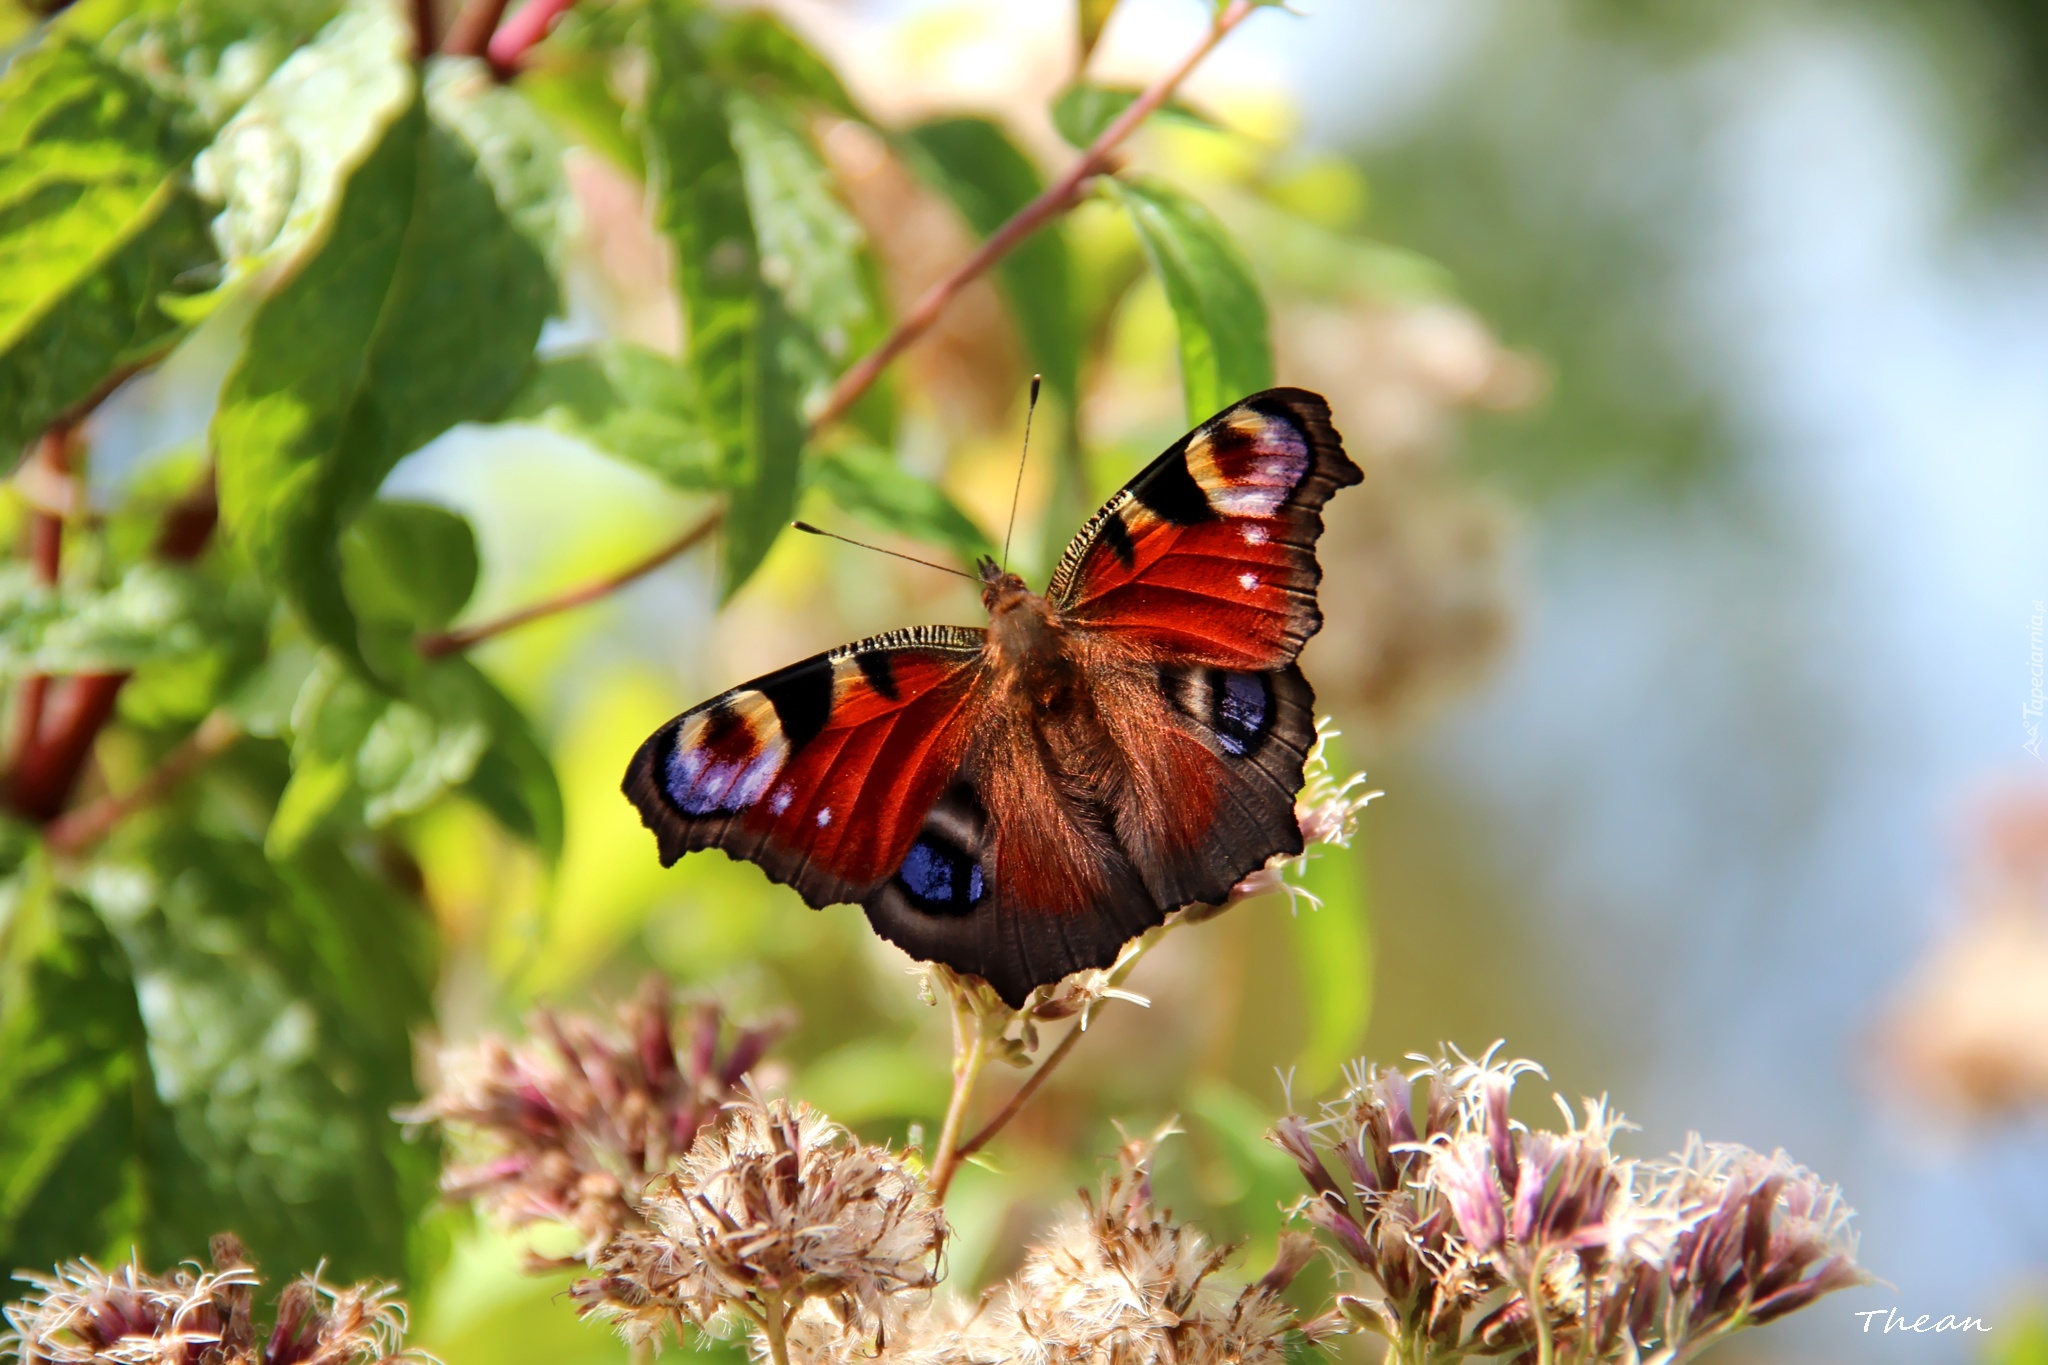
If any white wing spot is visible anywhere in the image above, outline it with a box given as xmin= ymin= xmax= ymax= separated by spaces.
xmin=816 ymin=807 xmax=833 ymax=828
xmin=1239 ymin=571 xmax=1259 ymax=591
xmin=771 ymin=787 xmax=793 ymax=815
xmin=1242 ymin=524 xmax=1269 ymax=545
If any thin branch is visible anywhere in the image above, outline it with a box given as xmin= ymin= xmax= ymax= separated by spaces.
xmin=441 ymin=0 xmax=514 ymax=63
xmin=808 ymin=0 xmax=1257 ymax=432
xmin=9 ymin=427 xmax=75 ymax=777
xmin=487 ymin=0 xmax=578 ymax=74
xmin=952 ymin=1018 xmax=1086 ymax=1166
xmin=412 ymin=0 xmax=438 ymax=60
xmin=43 ymin=711 xmax=241 ymax=855
xmin=415 ymin=505 xmax=721 ymax=657
xmin=421 ymin=1 xmax=1257 ymax=654
xmin=928 ymin=986 xmax=991 ymax=1204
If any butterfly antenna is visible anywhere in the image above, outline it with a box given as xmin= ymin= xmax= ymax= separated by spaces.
xmin=1000 ymin=374 xmax=1042 ymax=574
xmin=790 ymin=521 xmax=982 ymax=584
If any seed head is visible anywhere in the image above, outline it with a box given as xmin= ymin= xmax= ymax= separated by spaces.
xmin=402 ymin=977 xmax=782 ymax=1258
xmin=1 ymin=1238 xmax=419 ymax=1365
xmin=572 ymin=1094 xmax=944 ymax=1346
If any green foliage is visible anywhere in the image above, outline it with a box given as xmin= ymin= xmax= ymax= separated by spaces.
xmin=809 ymin=443 xmax=993 ymax=565
xmin=0 ymin=34 xmax=214 ymax=453
xmin=213 ymin=92 xmax=553 ymax=669
xmin=902 ymin=117 xmax=1079 ymax=408
xmin=1106 ymin=177 xmax=1273 ymax=424
xmin=504 ymin=343 xmax=721 ymax=488
xmin=0 ymin=825 xmax=436 ymax=1282
xmin=636 ymin=5 xmax=805 ymax=596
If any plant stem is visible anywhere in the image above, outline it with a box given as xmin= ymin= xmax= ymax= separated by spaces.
xmin=9 ymin=426 xmax=73 ymax=780
xmin=953 ymin=1019 xmax=1084 ymax=1166
xmin=421 ymin=0 xmax=1261 ymax=654
xmin=43 ymin=711 xmax=241 ymax=855
xmin=759 ymin=1292 xmax=792 ymax=1365
xmin=441 ymin=0 xmax=513 ymax=63
xmin=415 ymin=506 xmax=721 ymax=657
xmin=1526 ymin=1257 xmax=1558 ymax=1365
xmin=487 ymin=0 xmax=578 ymax=73
xmin=928 ymin=985 xmax=990 ymax=1203
xmin=808 ymin=0 xmax=1257 ymax=433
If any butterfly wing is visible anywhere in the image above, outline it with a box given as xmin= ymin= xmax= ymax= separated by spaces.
xmin=1047 ymin=388 xmax=1361 ymax=671
xmin=623 ymin=625 xmax=988 ymax=910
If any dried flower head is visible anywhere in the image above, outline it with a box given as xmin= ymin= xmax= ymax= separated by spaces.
xmin=1 ymin=1236 xmax=419 ymax=1365
xmin=572 ymin=1094 xmax=944 ymax=1349
xmin=992 ymin=1130 xmax=1318 ymax=1365
xmin=1276 ymin=1046 xmax=1870 ymax=1364
xmin=403 ymin=977 xmax=782 ymax=1257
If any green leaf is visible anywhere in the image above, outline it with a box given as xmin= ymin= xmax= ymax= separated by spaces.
xmin=213 ymin=90 xmax=554 ymax=671
xmin=1106 ymin=177 xmax=1273 ymax=423
xmin=57 ymin=0 xmax=345 ymax=130
xmin=341 ymin=499 xmax=479 ymax=632
xmin=269 ymin=651 xmax=561 ymax=859
xmin=810 ymin=444 xmax=992 ymax=565
xmin=190 ymin=0 xmax=413 ymax=277
xmin=0 ymin=863 xmax=152 ymax=1266
xmin=502 ymin=342 xmax=720 ymax=489
xmin=80 ymin=823 xmax=436 ymax=1280
xmin=426 ymin=56 xmax=570 ymax=273
xmin=1048 ymin=83 xmax=1219 ymax=151
xmin=900 ymin=117 xmax=1077 ymax=406
xmin=0 ymin=35 xmax=216 ymax=454
xmin=727 ymin=89 xmax=872 ymax=368
xmin=705 ymin=10 xmax=858 ymax=116
xmin=1077 ymin=0 xmax=1123 ymax=63
xmin=441 ymin=659 xmax=563 ymax=860
xmin=0 ymin=562 xmax=221 ymax=681
xmin=638 ymin=8 xmax=806 ymax=596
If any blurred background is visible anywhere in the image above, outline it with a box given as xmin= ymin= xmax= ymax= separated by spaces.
xmin=44 ymin=0 xmax=2048 ymax=1361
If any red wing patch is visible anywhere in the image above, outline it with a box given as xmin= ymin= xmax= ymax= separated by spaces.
xmin=623 ymin=626 xmax=988 ymax=908
xmin=1047 ymin=388 xmax=1361 ymax=671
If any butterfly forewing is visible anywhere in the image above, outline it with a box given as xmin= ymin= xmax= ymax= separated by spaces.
xmin=624 ymin=626 xmax=987 ymax=908
xmin=1048 ymin=388 xmax=1360 ymax=671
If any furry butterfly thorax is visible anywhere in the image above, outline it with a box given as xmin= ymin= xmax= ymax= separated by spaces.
xmin=625 ymin=388 xmax=1362 ymax=1006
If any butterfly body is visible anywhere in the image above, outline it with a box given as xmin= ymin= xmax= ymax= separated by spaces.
xmin=626 ymin=389 xmax=1361 ymax=1006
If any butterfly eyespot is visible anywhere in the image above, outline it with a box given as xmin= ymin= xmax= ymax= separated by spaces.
xmin=1186 ymin=413 xmax=1310 ymax=519
xmin=895 ymin=835 xmax=987 ymax=916
xmin=1213 ymin=670 xmax=1274 ymax=755
xmin=663 ymin=702 xmax=788 ymax=814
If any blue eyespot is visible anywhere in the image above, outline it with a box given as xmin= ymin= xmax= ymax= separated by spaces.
xmin=896 ymin=835 xmax=986 ymax=916
xmin=1213 ymin=670 xmax=1273 ymax=756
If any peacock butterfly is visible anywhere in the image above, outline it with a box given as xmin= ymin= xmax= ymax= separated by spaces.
xmin=624 ymin=388 xmax=1362 ymax=1007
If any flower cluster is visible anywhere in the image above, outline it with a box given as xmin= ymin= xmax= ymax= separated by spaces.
xmin=404 ymin=977 xmax=782 ymax=1259
xmin=1273 ymin=1048 xmax=1871 ymax=1365
xmin=764 ymin=1132 xmax=1329 ymax=1365
xmin=570 ymin=1095 xmax=944 ymax=1355
xmin=1 ymin=1236 xmax=416 ymax=1365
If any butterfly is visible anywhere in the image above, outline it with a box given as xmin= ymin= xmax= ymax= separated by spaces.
xmin=624 ymin=388 xmax=1362 ymax=1007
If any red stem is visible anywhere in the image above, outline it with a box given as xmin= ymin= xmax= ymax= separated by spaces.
xmin=442 ymin=0 xmax=516 ymax=71
xmin=487 ymin=0 xmax=578 ymax=74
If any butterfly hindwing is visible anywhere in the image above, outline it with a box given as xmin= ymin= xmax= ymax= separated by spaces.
xmin=623 ymin=626 xmax=987 ymax=909
xmin=1048 ymin=388 xmax=1361 ymax=671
